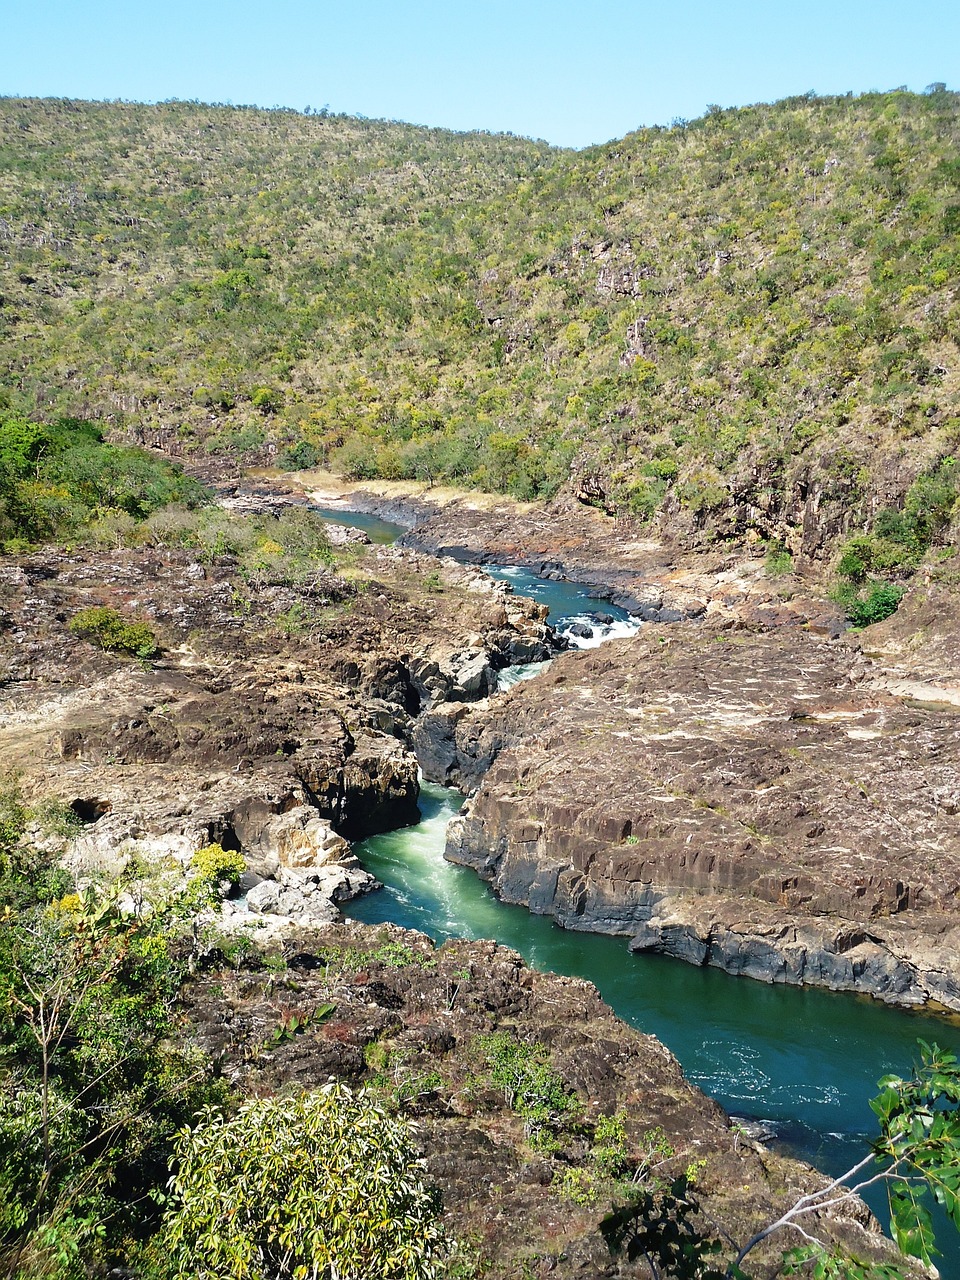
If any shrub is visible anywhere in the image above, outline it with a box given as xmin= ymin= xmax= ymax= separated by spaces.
xmin=477 ymin=1032 xmax=580 ymax=1147
xmin=624 ymin=478 xmax=664 ymax=520
xmin=250 ymin=386 xmax=282 ymax=414
xmin=0 ymin=877 xmax=224 ymax=1275
xmin=846 ymin=581 xmax=905 ymax=627
xmin=904 ymin=456 xmax=959 ymax=545
xmin=188 ymin=843 xmax=245 ymax=906
xmin=836 ymin=534 xmax=918 ymax=583
xmin=591 ymin=1111 xmax=630 ymax=1179
xmin=764 ymin=541 xmax=794 ymax=575
xmin=278 ymin=439 xmax=319 ymax=470
xmin=159 ymin=1086 xmax=448 ymax=1279
xmin=0 ymin=776 xmax=26 ymax=856
xmin=68 ymin=606 xmax=159 ymax=658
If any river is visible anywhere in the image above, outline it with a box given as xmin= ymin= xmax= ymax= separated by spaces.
xmin=318 ymin=504 xmax=960 ymax=1271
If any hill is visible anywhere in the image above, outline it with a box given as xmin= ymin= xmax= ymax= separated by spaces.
xmin=2 ymin=89 xmax=960 ymax=561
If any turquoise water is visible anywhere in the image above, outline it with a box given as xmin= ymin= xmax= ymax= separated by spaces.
xmin=483 ymin=563 xmax=638 ymax=636
xmin=310 ymin=505 xmax=409 ymax=544
xmin=346 ymin=783 xmax=960 ymax=1273
xmin=313 ymin=507 xmax=641 ymax=642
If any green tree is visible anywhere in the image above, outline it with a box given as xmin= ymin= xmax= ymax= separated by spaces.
xmin=0 ymin=883 xmax=221 ymax=1278
xmin=0 ymin=788 xmax=224 ymax=1278
xmin=160 ymin=1086 xmax=448 ymax=1280
xmin=602 ymin=1042 xmax=960 ymax=1278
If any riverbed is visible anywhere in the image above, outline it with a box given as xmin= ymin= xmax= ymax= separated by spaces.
xmin=323 ymin=503 xmax=960 ymax=1271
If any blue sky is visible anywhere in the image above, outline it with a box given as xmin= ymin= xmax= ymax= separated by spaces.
xmin=3 ymin=0 xmax=958 ymax=148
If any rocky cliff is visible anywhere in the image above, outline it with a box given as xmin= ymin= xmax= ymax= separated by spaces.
xmin=435 ymin=622 xmax=960 ymax=1009
xmin=0 ymin=537 xmax=554 ymax=926
xmin=268 ymin=478 xmax=960 ymax=1012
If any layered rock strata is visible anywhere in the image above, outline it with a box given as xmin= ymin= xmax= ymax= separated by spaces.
xmin=436 ymin=626 xmax=960 ymax=1010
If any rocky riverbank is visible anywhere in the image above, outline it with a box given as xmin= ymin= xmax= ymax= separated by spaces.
xmin=426 ymin=620 xmax=960 ymax=1010
xmin=0 ymin=494 xmax=943 ymax=1271
xmin=270 ymin=474 xmax=960 ymax=1012
xmin=0 ymin=535 xmax=554 ymax=927
xmin=283 ymin=468 xmax=849 ymax=632
xmin=184 ymin=919 xmax=906 ymax=1278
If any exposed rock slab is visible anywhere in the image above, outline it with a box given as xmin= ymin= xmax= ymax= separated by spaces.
xmin=0 ymin=542 xmax=550 ymax=923
xmin=440 ymin=626 xmax=960 ymax=1009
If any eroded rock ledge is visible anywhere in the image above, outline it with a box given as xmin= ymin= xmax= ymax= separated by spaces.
xmin=433 ymin=625 xmax=960 ymax=1010
xmin=0 ymin=541 xmax=554 ymax=924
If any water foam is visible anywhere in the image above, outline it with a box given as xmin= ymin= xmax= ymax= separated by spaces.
xmin=558 ymin=614 xmax=643 ymax=649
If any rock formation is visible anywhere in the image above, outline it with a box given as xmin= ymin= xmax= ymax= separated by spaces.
xmin=0 ymin=540 xmax=554 ymax=923
xmin=437 ymin=624 xmax=960 ymax=1009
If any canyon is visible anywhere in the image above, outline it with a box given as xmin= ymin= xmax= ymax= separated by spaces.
xmin=298 ymin=475 xmax=960 ymax=1013
xmin=2 ymin=479 xmax=955 ymax=1273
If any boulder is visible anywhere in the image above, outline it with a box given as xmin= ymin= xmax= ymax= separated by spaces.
xmin=243 ymin=807 xmax=352 ymax=878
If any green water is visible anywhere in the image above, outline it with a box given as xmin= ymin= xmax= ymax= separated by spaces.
xmin=346 ymin=783 xmax=960 ymax=1272
xmin=309 ymin=505 xmax=408 ymax=544
xmin=319 ymin=501 xmax=960 ymax=1268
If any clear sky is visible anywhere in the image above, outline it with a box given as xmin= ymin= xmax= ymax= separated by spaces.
xmin=3 ymin=0 xmax=958 ymax=148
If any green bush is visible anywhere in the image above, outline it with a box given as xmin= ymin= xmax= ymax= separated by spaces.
xmin=250 ymin=386 xmax=282 ymax=414
xmin=904 ymin=456 xmax=959 ymax=545
xmin=764 ymin=541 xmax=794 ymax=576
xmin=188 ymin=843 xmax=246 ymax=907
xmin=0 ymin=413 xmax=206 ymax=546
xmin=845 ymin=581 xmax=906 ymax=627
xmin=0 ymin=875 xmax=225 ymax=1276
xmin=477 ymin=1032 xmax=580 ymax=1147
xmin=836 ymin=534 xmax=918 ymax=583
xmin=0 ymin=776 xmax=26 ymax=857
xmin=159 ymin=1086 xmax=448 ymax=1280
xmin=591 ymin=1110 xmax=630 ymax=1179
xmin=68 ymin=606 xmax=159 ymax=658
xmin=278 ymin=439 xmax=319 ymax=470
xmin=838 ymin=459 xmax=959 ymax=591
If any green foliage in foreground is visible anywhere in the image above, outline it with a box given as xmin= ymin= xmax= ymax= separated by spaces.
xmin=732 ymin=1042 xmax=960 ymax=1276
xmin=0 ymin=785 xmax=447 ymax=1280
xmin=871 ymin=1041 xmax=960 ymax=1264
xmin=0 ymin=803 xmax=227 ymax=1279
xmin=0 ymin=413 xmax=206 ymax=548
xmin=158 ymin=1088 xmax=448 ymax=1280
xmin=600 ymin=1044 xmax=960 ymax=1277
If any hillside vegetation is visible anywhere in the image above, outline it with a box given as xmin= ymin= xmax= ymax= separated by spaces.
xmin=2 ymin=90 xmax=960 ymax=558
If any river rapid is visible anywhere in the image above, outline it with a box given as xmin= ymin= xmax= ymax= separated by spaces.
xmin=318 ymin=504 xmax=960 ymax=1271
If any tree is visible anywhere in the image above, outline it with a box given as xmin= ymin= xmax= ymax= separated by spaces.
xmin=772 ymin=1040 xmax=960 ymax=1277
xmin=159 ymin=1086 xmax=449 ymax=1280
xmin=0 ymin=803 xmax=224 ymax=1279
xmin=602 ymin=1041 xmax=960 ymax=1278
